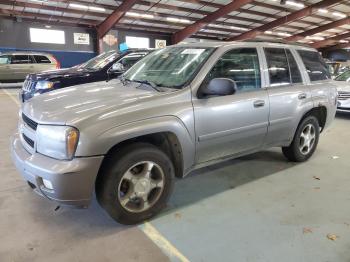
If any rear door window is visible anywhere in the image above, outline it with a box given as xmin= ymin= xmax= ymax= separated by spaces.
xmin=286 ymin=49 xmax=302 ymax=83
xmin=297 ymin=50 xmax=331 ymax=81
xmin=34 ymin=55 xmax=51 ymax=64
xmin=264 ymin=48 xmax=290 ymax=86
xmin=11 ymin=55 xmax=30 ymax=64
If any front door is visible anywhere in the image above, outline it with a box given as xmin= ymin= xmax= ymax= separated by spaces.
xmin=193 ymin=48 xmax=269 ymax=164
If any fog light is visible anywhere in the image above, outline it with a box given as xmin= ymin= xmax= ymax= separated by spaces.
xmin=42 ymin=179 xmax=53 ymax=190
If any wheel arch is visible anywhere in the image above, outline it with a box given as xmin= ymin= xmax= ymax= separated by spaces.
xmin=95 ymin=116 xmax=195 ymax=180
xmin=300 ymin=106 xmax=327 ymax=132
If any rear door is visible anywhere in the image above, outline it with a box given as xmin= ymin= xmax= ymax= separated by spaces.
xmin=10 ymin=55 xmax=32 ymax=80
xmin=263 ymin=47 xmax=313 ymax=146
xmin=33 ymin=55 xmax=56 ymax=72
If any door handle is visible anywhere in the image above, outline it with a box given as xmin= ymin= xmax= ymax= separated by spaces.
xmin=253 ymin=100 xmax=265 ymax=108
xmin=298 ymin=93 xmax=307 ymax=100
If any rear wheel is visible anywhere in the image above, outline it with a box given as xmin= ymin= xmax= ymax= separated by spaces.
xmin=282 ymin=115 xmax=320 ymax=162
xmin=96 ymin=143 xmax=174 ymax=225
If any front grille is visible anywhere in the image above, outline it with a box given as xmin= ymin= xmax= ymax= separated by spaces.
xmin=22 ymin=133 xmax=34 ymax=148
xmin=338 ymin=91 xmax=350 ymax=101
xmin=22 ymin=113 xmax=38 ymax=131
xmin=22 ymin=80 xmax=36 ymax=92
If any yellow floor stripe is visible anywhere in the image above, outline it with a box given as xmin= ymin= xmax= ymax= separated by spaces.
xmin=140 ymin=222 xmax=190 ymax=262
xmin=1 ymin=89 xmax=20 ymax=106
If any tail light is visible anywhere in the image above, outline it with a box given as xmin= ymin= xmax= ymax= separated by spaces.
xmin=52 ymin=56 xmax=61 ymax=69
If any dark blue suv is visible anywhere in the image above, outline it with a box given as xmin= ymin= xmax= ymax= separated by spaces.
xmin=21 ymin=49 xmax=151 ymax=102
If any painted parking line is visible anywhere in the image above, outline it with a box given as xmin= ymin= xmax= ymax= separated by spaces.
xmin=2 ymin=88 xmax=190 ymax=262
xmin=1 ymin=88 xmax=20 ymax=106
xmin=140 ymin=222 xmax=190 ymax=262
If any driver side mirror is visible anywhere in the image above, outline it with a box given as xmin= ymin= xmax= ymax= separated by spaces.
xmin=110 ymin=62 xmax=125 ymax=73
xmin=107 ymin=62 xmax=125 ymax=81
xmin=198 ymin=78 xmax=237 ymax=99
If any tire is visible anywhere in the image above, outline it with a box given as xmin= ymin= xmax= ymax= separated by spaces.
xmin=96 ymin=142 xmax=175 ymax=225
xmin=282 ymin=115 xmax=320 ymax=162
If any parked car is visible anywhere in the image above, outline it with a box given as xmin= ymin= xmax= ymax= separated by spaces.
xmin=20 ymin=48 xmax=152 ymax=102
xmin=334 ymin=70 xmax=350 ymax=112
xmin=335 ymin=70 xmax=350 ymax=82
xmin=11 ymin=41 xmax=337 ymax=224
xmin=0 ymin=52 xmax=60 ymax=83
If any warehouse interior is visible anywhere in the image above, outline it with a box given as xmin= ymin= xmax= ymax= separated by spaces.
xmin=0 ymin=0 xmax=350 ymax=261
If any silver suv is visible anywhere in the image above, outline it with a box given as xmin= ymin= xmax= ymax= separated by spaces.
xmin=11 ymin=42 xmax=337 ymax=224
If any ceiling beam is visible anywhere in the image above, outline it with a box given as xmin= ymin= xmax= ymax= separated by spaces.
xmin=311 ymin=31 xmax=350 ymax=48
xmin=227 ymin=0 xmax=342 ymax=41
xmin=172 ymin=0 xmax=254 ymax=43
xmin=2 ymin=0 xmax=320 ymax=33
xmin=285 ymin=16 xmax=350 ymax=42
xmin=0 ymin=9 xmax=230 ymax=40
xmin=97 ymin=0 xmax=139 ymax=38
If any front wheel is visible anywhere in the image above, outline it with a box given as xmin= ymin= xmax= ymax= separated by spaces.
xmin=96 ymin=143 xmax=175 ymax=225
xmin=282 ymin=115 xmax=320 ymax=162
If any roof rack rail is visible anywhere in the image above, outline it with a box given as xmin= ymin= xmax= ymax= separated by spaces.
xmin=240 ymin=39 xmax=311 ymax=48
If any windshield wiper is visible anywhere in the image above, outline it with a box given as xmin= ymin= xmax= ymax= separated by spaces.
xmin=132 ymin=80 xmax=164 ymax=92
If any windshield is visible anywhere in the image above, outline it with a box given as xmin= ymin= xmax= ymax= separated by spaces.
xmin=79 ymin=51 xmax=120 ymax=70
xmin=335 ymin=70 xmax=350 ymax=82
xmin=123 ymin=46 xmax=215 ymax=88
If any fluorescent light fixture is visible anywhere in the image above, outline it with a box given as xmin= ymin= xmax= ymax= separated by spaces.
xmin=265 ymin=31 xmax=273 ymax=34
xmin=30 ymin=28 xmax=65 ymax=44
xmin=277 ymin=32 xmax=292 ymax=37
xmin=69 ymin=3 xmax=88 ymax=10
xmin=318 ymin=9 xmax=328 ymax=14
xmin=126 ymin=12 xmax=154 ymax=19
xmin=231 ymin=26 xmax=248 ymax=31
xmin=142 ymin=14 xmax=154 ymax=19
xmin=126 ymin=12 xmax=140 ymax=17
xmin=166 ymin=17 xmax=190 ymax=23
xmin=69 ymin=3 xmax=105 ymax=12
xmin=286 ymin=1 xmax=305 ymax=8
xmin=332 ymin=12 xmax=346 ymax=18
xmin=339 ymin=40 xmax=349 ymax=43
xmin=306 ymin=36 xmax=325 ymax=40
xmin=88 ymin=6 xmax=105 ymax=12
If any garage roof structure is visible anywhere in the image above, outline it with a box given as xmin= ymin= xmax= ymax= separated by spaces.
xmin=0 ymin=0 xmax=349 ymax=51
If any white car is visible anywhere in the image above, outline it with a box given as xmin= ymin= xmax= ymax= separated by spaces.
xmin=334 ymin=70 xmax=350 ymax=113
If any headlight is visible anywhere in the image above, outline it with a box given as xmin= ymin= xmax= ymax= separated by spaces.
xmin=36 ymin=81 xmax=54 ymax=90
xmin=36 ymin=125 xmax=79 ymax=160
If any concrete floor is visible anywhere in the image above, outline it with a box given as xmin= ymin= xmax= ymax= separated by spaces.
xmin=1 ymin=87 xmax=350 ymax=262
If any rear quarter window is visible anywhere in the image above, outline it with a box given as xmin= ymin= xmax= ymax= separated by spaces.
xmin=34 ymin=55 xmax=52 ymax=64
xmin=297 ymin=50 xmax=331 ymax=81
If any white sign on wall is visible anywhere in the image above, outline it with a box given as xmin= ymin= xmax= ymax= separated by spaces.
xmin=155 ymin=39 xmax=167 ymax=49
xmin=74 ymin=33 xmax=90 ymax=45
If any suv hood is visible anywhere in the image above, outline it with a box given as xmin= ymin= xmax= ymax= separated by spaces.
xmin=22 ymin=79 xmax=167 ymax=125
xmin=27 ymin=66 xmax=94 ymax=81
xmin=333 ymin=81 xmax=350 ymax=92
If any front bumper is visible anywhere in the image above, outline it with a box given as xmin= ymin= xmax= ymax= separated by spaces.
xmin=10 ymin=133 xmax=104 ymax=206
xmin=337 ymin=99 xmax=350 ymax=113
